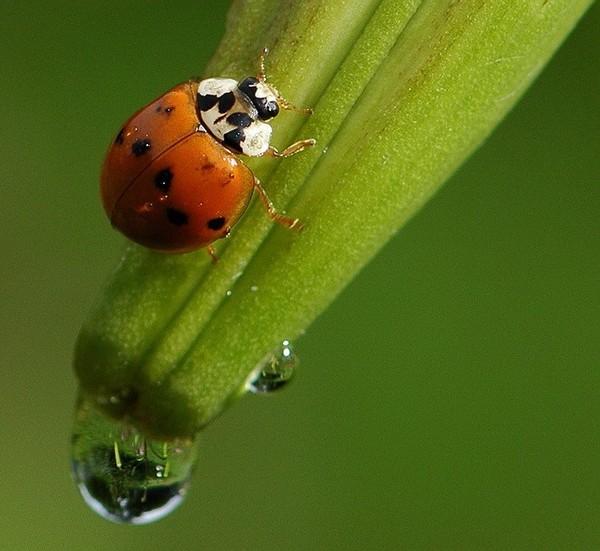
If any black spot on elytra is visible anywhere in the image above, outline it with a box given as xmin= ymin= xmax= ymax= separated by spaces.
xmin=166 ymin=208 xmax=188 ymax=226
xmin=154 ymin=168 xmax=173 ymax=193
xmin=223 ymin=128 xmax=245 ymax=152
xmin=155 ymin=104 xmax=176 ymax=115
xmin=114 ymin=128 xmax=125 ymax=145
xmin=226 ymin=112 xmax=253 ymax=128
xmin=131 ymin=138 xmax=151 ymax=156
xmin=207 ymin=217 xmax=226 ymax=231
xmin=202 ymin=162 xmax=215 ymax=171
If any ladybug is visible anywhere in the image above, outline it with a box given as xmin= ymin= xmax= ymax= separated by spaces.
xmin=100 ymin=49 xmax=314 ymax=254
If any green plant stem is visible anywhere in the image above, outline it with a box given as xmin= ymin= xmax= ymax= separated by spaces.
xmin=75 ymin=0 xmax=594 ymax=440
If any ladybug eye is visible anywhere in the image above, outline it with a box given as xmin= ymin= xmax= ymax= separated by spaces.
xmin=257 ymin=99 xmax=279 ymax=121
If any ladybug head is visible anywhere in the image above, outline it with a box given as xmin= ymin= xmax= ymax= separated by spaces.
xmin=237 ymin=77 xmax=280 ymax=121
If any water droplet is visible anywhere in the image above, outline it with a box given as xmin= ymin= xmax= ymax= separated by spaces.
xmin=245 ymin=340 xmax=298 ymax=395
xmin=71 ymin=396 xmax=199 ymax=525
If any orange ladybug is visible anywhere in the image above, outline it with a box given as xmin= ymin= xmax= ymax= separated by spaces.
xmin=100 ymin=49 xmax=314 ymax=254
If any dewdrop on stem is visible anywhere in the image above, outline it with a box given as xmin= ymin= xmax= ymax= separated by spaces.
xmin=245 ymin=339 xmax=298 ymax=395
xmin=71 ymin=395 xmax=199 ymax=524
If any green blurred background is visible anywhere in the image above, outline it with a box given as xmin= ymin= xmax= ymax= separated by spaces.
xmin=1 ymin=2 xmax=598 ymax=549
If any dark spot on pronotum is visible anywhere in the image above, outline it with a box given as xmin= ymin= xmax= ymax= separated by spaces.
xmin=223 ymin=128 xmax=245 ymax=152
xmin=217 ymin=91 xmax=235 ymax=113
xmin=166 ymin=208 xmax=188 ymax=226
xmin=197 ymin=93 xmax=218 ymax=112
xmin=154 ymin=168 xmax=173 ymax=193
xmin=114 ymin=128 xmax=125 ymax=145
xmin=226 ymin=112 xmax=253 ymax=128
xmin=131 ymin=138 xmax=151 ymax=157
xmin=207 ymin=217 xmax=226 ymax=231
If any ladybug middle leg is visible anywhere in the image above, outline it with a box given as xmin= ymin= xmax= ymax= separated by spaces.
xmin=252 ymin=177 xmax=303 ymax=230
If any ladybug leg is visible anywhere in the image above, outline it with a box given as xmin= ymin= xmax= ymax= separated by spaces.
xmin=252 ymin=177 xmax=303 ymax=230
xmin=206 ymin=245 xmax=219 ymax=263
xmin=276 ymin=98 xmax=314 ymax=116
xmin=265 ymin=138 xmax=316 ymax=159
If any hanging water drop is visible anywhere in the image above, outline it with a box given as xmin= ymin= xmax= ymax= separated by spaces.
xmin=71 ymin=395 xmax=200 ymax=525
xmin=245 ymin=339 xmax=298 ymax=395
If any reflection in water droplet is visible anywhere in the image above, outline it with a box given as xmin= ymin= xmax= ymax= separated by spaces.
xmin=245 ymin=340 xmax=298 ymax=395
xmin=71 ymin=396 xmax=199 ymax=525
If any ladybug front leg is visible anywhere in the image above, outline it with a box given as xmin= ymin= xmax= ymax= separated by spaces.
xmin=264 ymin=138 xmax=316 ymax=159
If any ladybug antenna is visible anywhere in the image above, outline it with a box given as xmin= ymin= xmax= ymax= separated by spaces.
xmin=258 ymin=47 xmax=269 ymax=84
xmin=257 ymin=48 xmax=313 ymax=115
